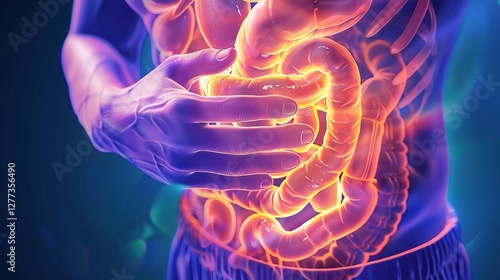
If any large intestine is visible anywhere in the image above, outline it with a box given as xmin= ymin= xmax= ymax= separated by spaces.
xmin=128 ymin=0 xmax=437 ymax=278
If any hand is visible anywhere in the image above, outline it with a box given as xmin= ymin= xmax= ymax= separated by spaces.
xmin=93 ymin=48 xmax=314 ymax=190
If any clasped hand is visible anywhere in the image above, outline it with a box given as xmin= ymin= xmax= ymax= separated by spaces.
xmin=95 ymin=48 xmax=315 ymax=190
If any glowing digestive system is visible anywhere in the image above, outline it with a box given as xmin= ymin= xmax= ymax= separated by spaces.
xmin=130 ymin=0 xmax=443 ymax=278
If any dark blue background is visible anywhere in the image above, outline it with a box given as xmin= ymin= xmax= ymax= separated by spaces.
xmin=1 ymin=1 xmax=499 ymax=279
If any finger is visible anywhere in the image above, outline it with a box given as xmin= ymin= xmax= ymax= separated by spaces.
xmin=206 ymin=71 xmax=328 ymax=108
xmin=179 ymin=172 xmax=273 ymax=191
xmin=170 ymin=151 xmax=300 ymax=175
xmin=168 ymin=94 xmax=299 ymax=123
xmin=161 ymin=48 xmax=237 ymax=89
xmin=181 ymin=124 xmax=315 ymax=153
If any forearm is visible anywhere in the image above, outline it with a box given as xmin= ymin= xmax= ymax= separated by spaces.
xmin=62 ymin=34 xmax=137 ymax=150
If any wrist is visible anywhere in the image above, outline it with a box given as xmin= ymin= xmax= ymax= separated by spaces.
xmin=90 ymin=84 xmax=135 ymax=153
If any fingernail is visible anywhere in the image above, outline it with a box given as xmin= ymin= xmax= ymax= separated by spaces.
xmin=260 ymin=180 xmax=272 ymax=188
xmin=282 ymin=102 xmax=297 ymax=116
xmin=281 ymin=158 xmax=299 ymax=171
xmin=301 ymin=130 xmax=314 ymax=144
xmin=216 ymin=48 xmax=232 ymax=61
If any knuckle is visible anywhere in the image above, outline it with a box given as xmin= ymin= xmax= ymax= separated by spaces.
xmin=165 ymin=97 xmax=196 ymax=119
xmin=222 ymin=99 xmax=246 ymax=122
xmin=229 ymin=138 xmax=251 ymax=155
xmin=258 ymin=129 xmax=275 ymax=144
xmin=163 ymin=57 xmax=182 ymax=80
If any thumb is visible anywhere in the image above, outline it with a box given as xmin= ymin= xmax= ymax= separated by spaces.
xmin=161 ymin=48 xmax=237 ymax=89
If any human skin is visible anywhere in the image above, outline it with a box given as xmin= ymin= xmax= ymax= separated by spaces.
xmin=62 ymin=0 xmax=316 ymax=191
xmin=63 ymin=0 xmax=471 ymax=279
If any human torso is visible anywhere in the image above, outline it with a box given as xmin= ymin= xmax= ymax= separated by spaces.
xmin=128 ymin=0 xmax=469 ymax=270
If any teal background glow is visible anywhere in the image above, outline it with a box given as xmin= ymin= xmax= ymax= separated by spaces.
xmin=444 ymin=1 xmax=500 ymax=279
xmin=0 ymin=1 xmax=499 ymax=279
